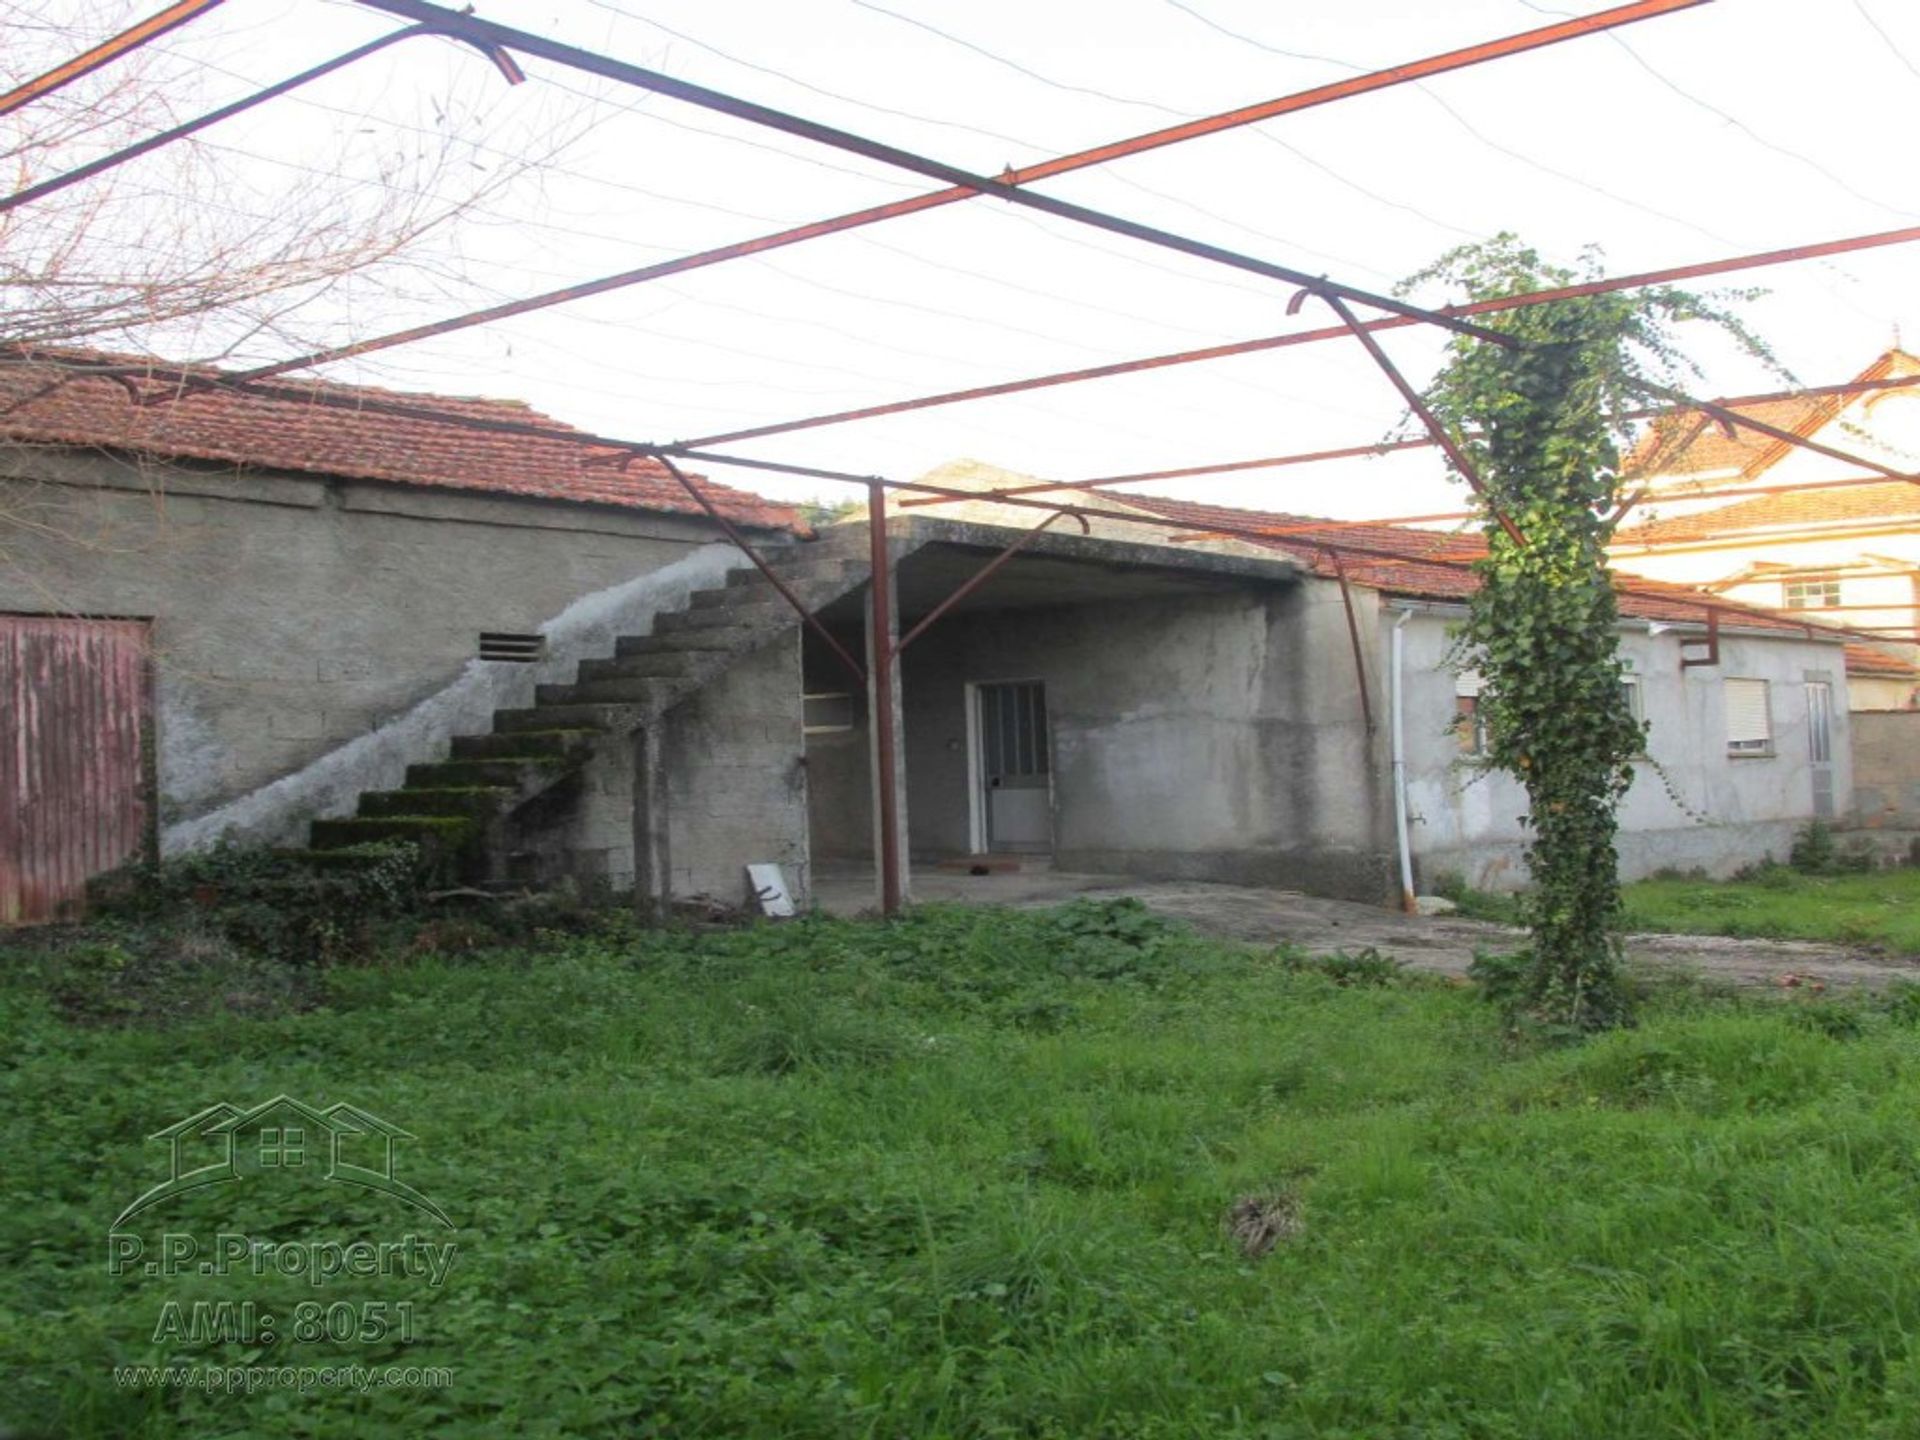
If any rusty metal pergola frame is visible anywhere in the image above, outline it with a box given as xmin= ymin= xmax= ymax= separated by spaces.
xmin=8 ymin=0 xmax=1917 ymax=912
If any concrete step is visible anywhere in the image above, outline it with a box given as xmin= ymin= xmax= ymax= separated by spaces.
xmin=536 ymin=676 xmax=684 ymax=707
xmin=449 ymin=728 xmax=599 ymax=761
xmin=406 ymin=757 xmax=578 ymax=789
xmin=576 ymin=651 xmax=701 ymax=681
xmin=358 ymin=787 xmax=515 ymax=820
xmin=726 ymin=556 xmax=862 ymax=589
xmin=654 ymin=601 xmax=791 ymax=632
xmin=615 ymin=629 xmax=758 ymax=657
xmin=690 ymin=572 xmax=859 ymax=609
xmin=493 ymin=704 xmax=625 ymax=734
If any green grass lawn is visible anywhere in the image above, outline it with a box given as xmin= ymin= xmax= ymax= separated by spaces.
xmin=1621 ymin=866 xmax=1920 ymax=954
xmin=8 ymin=902 xmax=1920 ymax=1437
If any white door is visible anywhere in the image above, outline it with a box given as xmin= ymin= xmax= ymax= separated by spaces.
xmin=977 ymin=681 xmax=1052 ymax=853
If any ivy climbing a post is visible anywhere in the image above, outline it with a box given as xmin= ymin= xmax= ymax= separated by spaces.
xmin=1401 ymin=235 xmax=1777 ymax=1031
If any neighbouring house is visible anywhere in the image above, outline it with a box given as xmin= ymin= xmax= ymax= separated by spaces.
xmin=1607 ymin=347 xmax=1920 ymax=697
xmin=0 ymin=352 xmax=1861 ymax=918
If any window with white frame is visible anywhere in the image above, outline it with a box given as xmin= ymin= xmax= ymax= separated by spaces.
xmin=1620 ymin=669 xmax=1645 ymax=746
xmin=1453 ymin=669 xmax=1487 ymax=755
xmin=1804 ymin=680 xmax=1833 ymax=764
xmin=1783 ymin=579 xmax=1842 ymax=610
xmin=1724 ymin=677 xmax=1772 ymax=755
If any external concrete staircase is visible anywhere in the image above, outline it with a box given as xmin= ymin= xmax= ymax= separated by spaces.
xmin=306 ymin=529 xmax=877 ymax=881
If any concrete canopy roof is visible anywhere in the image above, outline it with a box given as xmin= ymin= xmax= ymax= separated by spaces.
xmin=813 ymin=515 xmax=1301 ymax=627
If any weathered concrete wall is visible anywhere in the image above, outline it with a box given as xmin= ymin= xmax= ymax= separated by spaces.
xmin=0 ymin=450 xmax=788 ymax=850
xmin=1852 ymin=710 xmax=1920 ymax=829
xmin=659 ymin=633 xmax=809 ymax=906
xmin=892 ymin=579 xmax=1396 ymax=902
xmin=803 ymin=627 xmax=873 ymax=861
xmin=1852 ymin=674 xmax=1920 ymax=712
xmin=1398 ymin=607 xmax=1855 ymax=889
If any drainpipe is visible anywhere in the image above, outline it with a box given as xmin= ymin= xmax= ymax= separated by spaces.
xmin=1390 ymin=609 xmax=1417 ymax=914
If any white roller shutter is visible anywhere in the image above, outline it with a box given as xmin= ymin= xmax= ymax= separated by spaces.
xmin=1724 ymin=678 xmax=1771 ymax=752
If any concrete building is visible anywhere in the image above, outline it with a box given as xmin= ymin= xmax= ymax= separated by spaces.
xmin=1069 ymin=487 xmax=1854 ymax=892
xmin=0 ymin=356 xmax=1860 ymax=918
xmin=0 ymin=353 xmax=804 ymax=920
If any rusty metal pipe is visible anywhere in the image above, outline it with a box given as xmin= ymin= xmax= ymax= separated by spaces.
xmin=702 ymin=224 xmax=1920 ymax=455
xmin=1637 ymin=382 xmax=1920 ymax=487
xmin=655 ymin=454 xmax=866 ymax=683
xmin=897 ymin=371 xmax=1920 ymax=512
xmin=0 ymin=0 xmax=230 ymax=118
xmin=337 ymin=0 xmax=1515 ymax=348
xmin=213 ymin=0 xmax=1693 ymax=384
xmin=1316 ymin=288 xmax=1525 ymax=547
xmin=1326 ymin=547 xmax=1376 ymax=735
xmin=891 ymin=508 xmax=1089 ymax=657
xmin=2 ymin=27 xmax=443 ymax=216
xmin=867 ymin=481 xmax=903 ymax=916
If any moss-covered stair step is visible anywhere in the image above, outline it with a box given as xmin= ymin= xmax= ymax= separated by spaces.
xmin=405 ymin=756 xmax=580 ymax=789
xmin=308 ymin=814 xmax=479 ymax=852
xmin=448 ymin=728 xmax=599 ymax=761
xmin=534 ymin=676 xmax=684 ymax=707
xmin=492 ymin=704 xmax=627 ymax=734
xmin=357 ymin=787 xmax=515 ymax=821
xmin=576 ymin=651 xmax=701 ymax=681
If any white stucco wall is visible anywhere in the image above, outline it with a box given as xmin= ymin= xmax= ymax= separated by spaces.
xmin=1391 ymin=608 xmax=1852 ymax=890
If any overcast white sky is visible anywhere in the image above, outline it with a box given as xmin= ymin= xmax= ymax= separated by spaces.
xmin=23 ymin=0 xmax=1920 ymax=520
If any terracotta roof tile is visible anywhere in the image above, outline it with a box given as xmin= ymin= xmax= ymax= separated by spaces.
xmin=1625 ymin=348 xmax=1920 ymax=483
xmin=1845 ymin=643 xmax=1920 ymax=677
xmin=1616 ymin=480 xmax=1920 ymax=545
xmin=0 ymin=349 xmax=801 ymax=532
xmin=1110 ymin=492 xmax=1815 ymax=635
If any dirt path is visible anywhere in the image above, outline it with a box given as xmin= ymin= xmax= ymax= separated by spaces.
xmin=813 ymin=864 xmax=1920 ymax=990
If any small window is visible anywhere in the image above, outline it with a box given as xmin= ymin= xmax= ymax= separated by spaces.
xmin=1453 ymin=669 xmax=1487 ymax=755
xmin=1805 ymin=680 xmax=1833 ymax=764
xmin=1724 ymin=677 xmax=1772 ymax=755
xmin=479 ymin=632 xmax=545 ymax=663
xmin=1620 ymin=674 xmax=1644 ymax=725
xmin=1783 ymin=580 xmax=1842 ymax=610
xmin=803 ymin=691 xmax=856 ymax=735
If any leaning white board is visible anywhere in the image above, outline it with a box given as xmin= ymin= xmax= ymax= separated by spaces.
xmin=746 ymin=863 xmax=796 ymax=918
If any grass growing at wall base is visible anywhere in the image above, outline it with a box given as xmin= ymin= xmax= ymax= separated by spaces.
xmin=1621 ymin=865 xmax=1920 ymax=954
xmin=5 ymin=901 xmax=1920 ymax=1437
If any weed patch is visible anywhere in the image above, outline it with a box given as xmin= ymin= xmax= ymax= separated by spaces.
xmin=7 ymin=902 xmax=1920 ymax=1437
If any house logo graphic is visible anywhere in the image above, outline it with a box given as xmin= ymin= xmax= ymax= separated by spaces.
xmin=112 ymin=1096 xmax=453 ymax=1231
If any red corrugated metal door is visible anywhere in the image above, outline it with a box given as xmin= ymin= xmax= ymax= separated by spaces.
xmin=0 ymin=616 xmax=153 ymax=924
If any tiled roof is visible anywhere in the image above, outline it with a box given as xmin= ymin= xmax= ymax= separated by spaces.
xmin=1625 ymin=395 xmax=1827 ymax=480
xmin=1615 ymin=480 xmax=1920 ymax=546
xmin=0 ymin=349 xmax=801 ymax=532
xmin=1845 ymin=643 xmax=1920 ymax=678
xmin=1624 ymin=349 xmax=1920 ymax=483
xmin=1109 ymin=492 xmax=1817 ymax=636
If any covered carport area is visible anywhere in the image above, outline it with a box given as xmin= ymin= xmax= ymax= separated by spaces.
xmin=800 ymin=517 xmax=1397 ymax=908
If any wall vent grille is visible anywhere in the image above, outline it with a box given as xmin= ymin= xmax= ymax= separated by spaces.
xmin=479 ymin=632 xmax=545 ymax=663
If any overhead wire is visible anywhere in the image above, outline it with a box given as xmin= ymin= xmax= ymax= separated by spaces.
xmin=36 ymin=37 xmax=1227 ymax=406
xmin=1513 ymin=0 xmax=1920 ymax=220
xmin=852 ymin=0 xmax=1487 ymax=245
xmin=1851 ymin=0 xmax=1920 ymax=82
